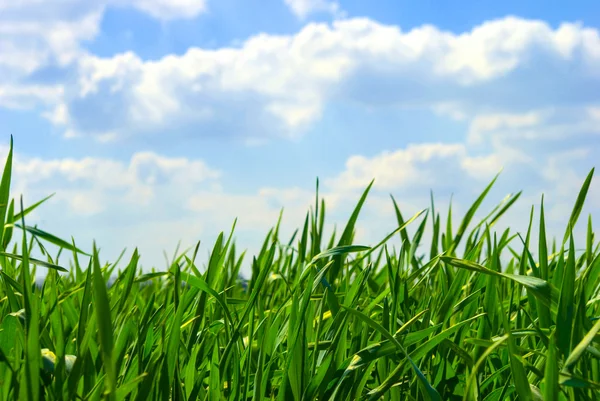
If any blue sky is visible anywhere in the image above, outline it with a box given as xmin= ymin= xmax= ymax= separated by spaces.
xmin=2 ymin=0 xmax=599 ymax=271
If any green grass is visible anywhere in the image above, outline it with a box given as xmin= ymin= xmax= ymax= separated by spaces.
xmin=1 ymin=135 xmax=599 ymax=401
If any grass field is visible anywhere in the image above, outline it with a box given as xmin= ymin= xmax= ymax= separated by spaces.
xmin=0 ymin=134 xmax=599 ymax=401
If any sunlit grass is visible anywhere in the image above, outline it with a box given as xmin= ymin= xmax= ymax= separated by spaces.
xmin=0 ymin=135 xmax=598 ymax=400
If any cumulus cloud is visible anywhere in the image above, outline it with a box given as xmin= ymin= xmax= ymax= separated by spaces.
xmin=8 ymin=149 xmax=221 ymax=216
xmin=0 ymin=0 xmax=208 ymax=110
xmin=0 ymin=146 xmax=231 ymax=268
xmin=327 ymin=142 xmax=598 ymax=269
xmin=0 ymin=7 xmax=102 ymax=80
xmin=329 ymin=143 xmax=468 ymax=192
xmin=13 ymin=16 xmax=594 ymax=143
xmin=467 ymin=112 xmax=542 ymax=144
xmin=3 ymin=12 xmax=600 ymax=146
xmin=2 ymin=146 xmax=322 ymax=267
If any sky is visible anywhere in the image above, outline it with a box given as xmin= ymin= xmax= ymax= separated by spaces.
xmin=1 ymin=0 xmax=600 ymax=273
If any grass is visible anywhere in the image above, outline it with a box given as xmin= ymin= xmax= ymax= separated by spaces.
xmin=0 ymin=135 xmax=599 ymax=401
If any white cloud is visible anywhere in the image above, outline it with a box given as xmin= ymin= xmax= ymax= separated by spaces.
xmin=10 ymin=150 xmax=221 ymax=215
xmin=23 ymin=16 xmax=596 ymax=142
xmin=0 ymin=8 xmax=102 ymax=79
xmin=0 ymin=85 xmax=64 ymax=109
xmin=43 ymin=103 xmax=70 ymax=125
xmin=325 ymin=140 xmax=598 ymax=269
xmin=327 ymin=141 xmax=534 ymax=198
xmin=3 ymin=145 xmax=317 ymax=266
xmin=467 ymin=111 xmax=542 ymax=144
xmin=539 ymin=148 xmax=592 ymax=196
xmin=589 ymin=106 xmax=600 ymax=120
xmin=284 ymin=0 xmax=343 ymax=19
xmin=1 ymin=146 xmax=233 ymax=268
xmin=0 ymin=0 xmax=208 ymax=110
xmin=329 ymin=143 xmax=468 ymax=191
xmin=120 ymin=0 xmax=207 ymax=20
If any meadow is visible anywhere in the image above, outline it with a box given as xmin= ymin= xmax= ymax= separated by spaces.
xmin=0 ymin=134 xmax=599 ymax=401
